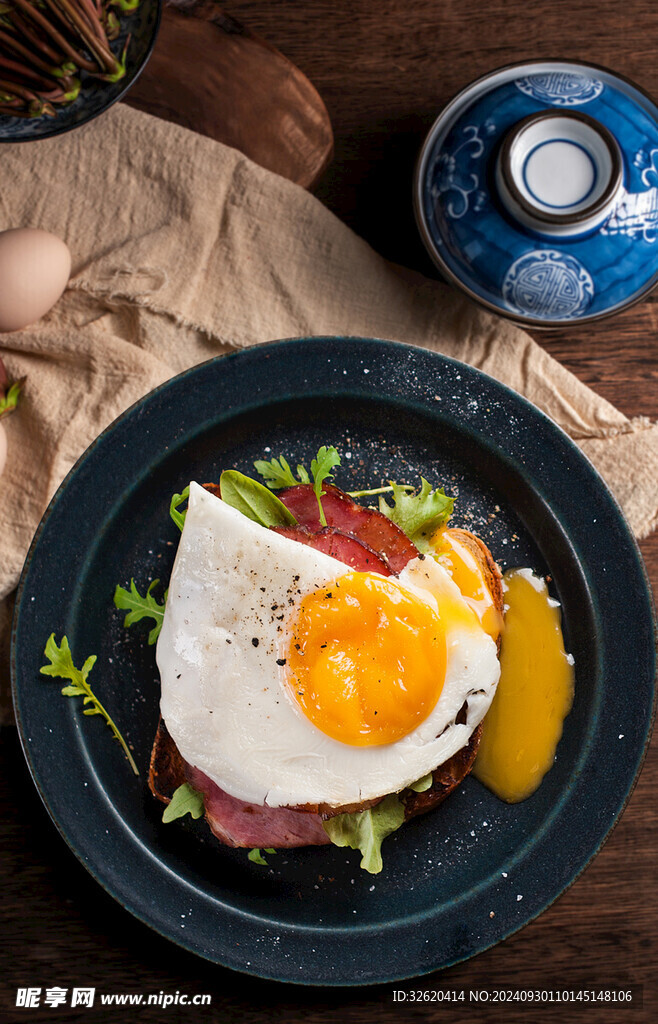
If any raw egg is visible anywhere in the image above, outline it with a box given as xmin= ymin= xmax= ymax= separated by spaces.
xmin=473 ymin=567 xmax=575 ymax=802
xmin=0 ymin=228 xmax=71 ymax=332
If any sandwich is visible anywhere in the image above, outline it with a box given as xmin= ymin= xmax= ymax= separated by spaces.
xmin=149 ymin=449 xmax=503 ymax=872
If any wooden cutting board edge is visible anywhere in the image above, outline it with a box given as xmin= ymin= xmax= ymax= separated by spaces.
xmin=126 ymin=0 xmax=334 ymax=189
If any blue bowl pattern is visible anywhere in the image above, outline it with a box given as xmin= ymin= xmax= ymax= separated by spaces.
xmin=416 ymin=62 xmax=658 ymax=325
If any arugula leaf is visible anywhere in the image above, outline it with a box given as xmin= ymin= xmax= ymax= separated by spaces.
xmin=322 ymin=794 xmax=405 ymax=874
xmin=379 ymin=478 xmax=454 ymax=551
xmin=220 ymin=470 xmax=297 ymax=528
xmin=248 ymin=847 xmax=277 ymax=866
xmin=254 ymin=446 xmax=341 ymax=527
xmin=408 ymin=773 xmax=433 ymax=793
xmin=254 ymin=455 xmax=310 ymax=489
xmin=114 ymin=579 xmax=167 ymax=645
xmin=40 ymin=634 xmax=138 ymax=776
xmin=162 ymin=783 xmax=205 ymax=823
xmin=310 ymin=445 xmax=341 ymax=527
xmin=170 ymin=486 xmax=190 ymax=531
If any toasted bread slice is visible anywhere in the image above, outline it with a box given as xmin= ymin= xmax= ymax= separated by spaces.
xmin=149 ymin=715 xmax=185 ymax=804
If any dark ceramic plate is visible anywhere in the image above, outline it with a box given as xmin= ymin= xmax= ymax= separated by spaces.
xmin=0 ymin=0 xmax=161 ymax=142
xmin=11 ymin=338 xmax=655 ymax=986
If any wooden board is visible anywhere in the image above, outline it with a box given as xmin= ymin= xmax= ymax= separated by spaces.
xmin=125 ymin=0 xmax=333 ymax=188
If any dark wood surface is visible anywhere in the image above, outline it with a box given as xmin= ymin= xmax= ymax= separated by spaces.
xmin=2 ymin=2 xmax=657 ymax=1022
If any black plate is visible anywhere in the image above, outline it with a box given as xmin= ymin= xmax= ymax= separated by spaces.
xmin=11 ymin=337 xmax=655 ymax=986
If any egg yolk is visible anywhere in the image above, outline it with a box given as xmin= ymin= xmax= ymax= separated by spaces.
xmin=473 ymin=568 xmax=575 ymax=802
xmin=285 ymin=572 xmax=446 ymax=747
xmin=429 ymin=527 xmax=503 ymax=641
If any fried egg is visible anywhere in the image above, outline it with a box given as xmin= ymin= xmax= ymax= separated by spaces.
xmin=156 ymin=482 xmax=500 ymax=808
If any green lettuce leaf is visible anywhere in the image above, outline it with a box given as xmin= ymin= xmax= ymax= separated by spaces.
xmin=248 ymin=847 xmax=277 ymax=865
xmin=322 ymin=793 xmax=406 ymax=874
xmin=162 ymin=783 xmax=205 ymax=823
xmin=170 ymin=486 xmax=190 ymax=531
xmin=113 ymin=579 xmax=167 ymax=645
xmin=408 ymin=773 xmax=433 ymax=793
xmin=379 ymin=478 xmax=454 ymax=551
xmin=220 ymin=470 xmax=297 ymax=528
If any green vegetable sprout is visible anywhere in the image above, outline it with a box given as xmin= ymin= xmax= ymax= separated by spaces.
xmin=0 ymin=0 xmax=141 ymax=119
xmin=255 ymin=444 xmax=341 ymax=526
xmin=113 ymin=579 xmax=167 ymax=645
xmin=40 ymin=634 xmax=138 ymax=775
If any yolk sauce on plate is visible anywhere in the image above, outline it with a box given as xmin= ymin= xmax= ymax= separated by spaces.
xmin=430 ymin=530 xmax=574 ymax=803
xmin=473 ymin=567 xmax=575 ymax=802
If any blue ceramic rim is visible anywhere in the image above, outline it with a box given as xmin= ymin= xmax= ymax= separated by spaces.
xmin=11 ymin=337 xmax=657 ymax=986
xmin=0 ymin=0 xmax=162 ymax=144
xmin=413 ymin=59 xmax=658 ymax=328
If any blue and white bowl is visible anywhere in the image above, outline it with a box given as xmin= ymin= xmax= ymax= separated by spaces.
xmin=414 ymin=61 xmax=658 ymax=326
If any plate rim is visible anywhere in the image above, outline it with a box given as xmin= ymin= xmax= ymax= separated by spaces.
xmin=10 ymin=336 xmax=657 ymax=986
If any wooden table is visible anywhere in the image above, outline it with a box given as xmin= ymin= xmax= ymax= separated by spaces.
xmin=2 ymin=2 xmax=656 ymax=1021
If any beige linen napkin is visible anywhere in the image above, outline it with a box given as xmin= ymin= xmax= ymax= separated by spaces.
xmin=1 ymin=103 xmax=657 ymax=716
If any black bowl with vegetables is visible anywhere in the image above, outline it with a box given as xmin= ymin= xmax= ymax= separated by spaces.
xmin=0 ymin=0 xmax=161 ymax=140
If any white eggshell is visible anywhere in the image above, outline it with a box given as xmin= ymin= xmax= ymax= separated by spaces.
xmin=0 ymin=423 xmax=6 ymax=478
xmin=0 ymin=228 xmax=71 ymax=332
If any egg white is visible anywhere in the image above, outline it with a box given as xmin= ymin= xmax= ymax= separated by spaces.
xmin=157 ymin=482 xmax=500 ymax=808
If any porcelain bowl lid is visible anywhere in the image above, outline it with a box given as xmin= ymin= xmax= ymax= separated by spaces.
xmin=414 ymin=61 xmax=658 ymax=327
